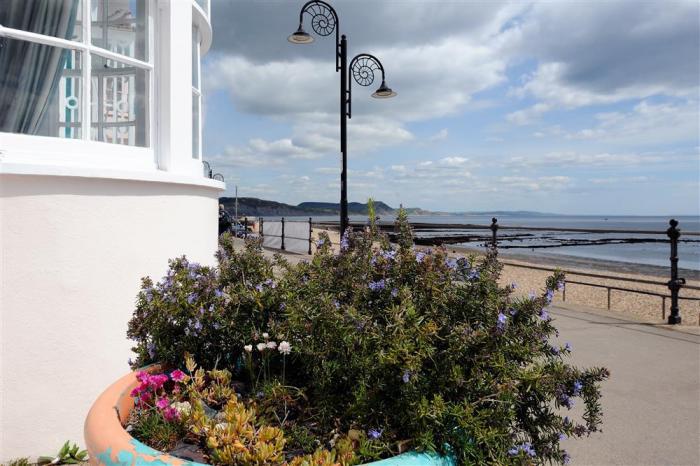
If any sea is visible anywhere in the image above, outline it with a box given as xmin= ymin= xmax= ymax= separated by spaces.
xmin=281 ymin=214 xmax=700 ymax=272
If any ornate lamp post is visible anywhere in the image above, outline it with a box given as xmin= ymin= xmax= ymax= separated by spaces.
xmin=289 ymin=0 xmax=396 ymax=235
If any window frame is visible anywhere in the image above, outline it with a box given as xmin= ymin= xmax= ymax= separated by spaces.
xmin=0 ymin=0 xmax=155 ymax=156
xmin=192 ymin=26 xmax=202 ymax=161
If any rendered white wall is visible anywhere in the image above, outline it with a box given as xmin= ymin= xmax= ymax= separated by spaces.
xmin=0 ymin=174 xmax=221 ymax=460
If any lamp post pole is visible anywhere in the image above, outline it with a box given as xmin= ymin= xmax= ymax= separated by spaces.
xmin=289 ymin=1 xmax=396 ymax=237
xmin=340 ymin=34 xmax=348 ymax=234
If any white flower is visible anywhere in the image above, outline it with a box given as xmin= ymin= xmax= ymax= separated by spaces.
xmin=256 ymin=342 xmax=267 ymax=352
xmin=266 ymin=341 xmax=277 ymax=350
xmin=244 ymin=344 xmax=253 ymax=353
xmin=214 ymin=422 xmax=230 ymax=431
xmin=171 ymin=401 xmax=191 ymax=416
xmin=278 ymin=341 xmax=292 ymax=355
xmin=262 ymin=332 xmax=270 ymax=339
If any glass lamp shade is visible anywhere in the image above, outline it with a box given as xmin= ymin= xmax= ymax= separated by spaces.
xmin=288 ymin=25 xmax=314 ymax=44
xmin=371 ymin=80 xmax=397 ymax=98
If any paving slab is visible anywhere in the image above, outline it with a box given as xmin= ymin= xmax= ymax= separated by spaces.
xmin=551 ymin=306 xmax=700 ymax=465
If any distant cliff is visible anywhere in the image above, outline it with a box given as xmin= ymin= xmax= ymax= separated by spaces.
xmin=219 ymin=197 xmax=428 ymax=217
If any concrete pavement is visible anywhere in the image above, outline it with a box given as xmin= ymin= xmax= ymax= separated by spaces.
xmin=552 ymin=306 xmax=700 ymax=465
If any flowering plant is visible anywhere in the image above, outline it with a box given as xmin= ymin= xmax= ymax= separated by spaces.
xmin=127 ymin=210 xmax=608 ymax=465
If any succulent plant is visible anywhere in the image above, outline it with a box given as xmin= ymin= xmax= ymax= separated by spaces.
xmin=37 ymin=441 xmax=88 ymax=465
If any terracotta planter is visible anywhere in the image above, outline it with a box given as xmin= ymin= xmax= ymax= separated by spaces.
xmin=84 ymin=367 xmax=453 ymax=466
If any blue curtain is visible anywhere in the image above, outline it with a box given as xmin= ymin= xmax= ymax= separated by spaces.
xmin=0 ymin=0 xmax=79 ymax=134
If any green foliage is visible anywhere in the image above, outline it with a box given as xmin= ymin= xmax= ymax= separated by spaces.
xmin=37 ymin=441 xmax=88 ymax=465
xmin=3 ymin=458 xmax=31 ymax=466
xmin=127 ymin=211 xmax=609 ymax=465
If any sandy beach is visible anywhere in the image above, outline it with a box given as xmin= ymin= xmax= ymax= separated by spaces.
xmin=299 ymin=228 xmax=700 ymax=327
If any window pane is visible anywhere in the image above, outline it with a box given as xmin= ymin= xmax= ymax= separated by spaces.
xmin=91 ymin=0 xmax=147 ymax=61
xmin=0 ymin=37 xmax=82 ymax=139
xmin=194 ymin=0 xmax=208 ymax=15
xmin=90 ymin=54 xmax=148 ymax=146
xmin=192 ymin=93 xmax=200 ymax=159
xmin=0 ymin=0 xmax=82 ymax=41
xmin=192 ymin=28 xmax=199 ymax=90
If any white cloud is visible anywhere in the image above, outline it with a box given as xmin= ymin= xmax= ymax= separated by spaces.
xmin=429 ymin=128 xmax=449 ymax=141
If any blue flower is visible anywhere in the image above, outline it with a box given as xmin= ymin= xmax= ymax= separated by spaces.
xmin=563 ymin=452 xmax=571 ymax=464
xmin=545 ymin=289 xmax=554 ymax=304
xmin=509 ymin=442 xmax=536 ymax=457
xmin=572 ymin=380 xmax=583 ymax=396
xmin=255 ymin=284 xmax=264 ymax=292
xmin=333 ymin=300 xmax=340 ymax=309
xmin=445 ymin=258 xmax=458 ymax=270
xmin=539 ymin=308 xmax=550 ymax=321
xmin=529 ymin=291 xmax=536 ymax=300
xmin=368 ymin=279 xmax=386 ymax=291
xmin=402 ymin=370 xmax=411 ymax=383
xmin=415 ymin=251 xmax=426 ymax=263
xmin=340 ymin=230 xmax=350 ymax=251
xmin=187 ymin=293 xmax=197 ymax=304
xmin=565 ymin=342 xmax=572 ymax=352
xmin=214 ymin=289 xmax=224 ymax=298
xmin=508 ymin=307 xmax=518 ymax=316
xmin=558 ymin=433 xmax=567 ymax=441
xmin=382 ymin=249 xmax=397 ymax=261
xmin=279 ymin=302 xmax=287 ymax=311
xmin=264 ymin=278 xmax=276 ymax=289
xmin=497 ymin=312 xmax=507 ymax=331
xmin=147 ymin=342 xmax=156 ymax=360
xmin=391 ymin=288 xmax=399 ymax=298
xmin=510 ymin=282 xmax=518 ymax=289
xmin=193 ymin=319 xmax=203 ymax=332
xmin=467 ymin=269 xmax=479 ymax=280
xmin=316 ymin=238 xmax=325 ymax=247
xmin=557 ymin=281 xmax=566 ymax=291
xmin=551 ymin=345 xmax=560 ymax=355
xmin=368 ymin=428 xmax=383 ymax=440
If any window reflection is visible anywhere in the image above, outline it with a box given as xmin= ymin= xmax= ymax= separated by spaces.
xmin=90 ymin=54 xmax=148 ymax=146
xmin=91 ymin=0 xmax=148 ymax=61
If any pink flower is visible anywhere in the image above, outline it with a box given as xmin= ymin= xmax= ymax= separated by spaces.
xmin=170 ymin=369 xmax=186 ymax=382
xmin=148 ymin=374 xmax=169 ymax=389
xmin=135 ymin=371 xmax=150 ymax=383
xmin=162 ymin=406 xmax=180 ymax=421
xmin=156 ymin=397 xmax=170 ymax=410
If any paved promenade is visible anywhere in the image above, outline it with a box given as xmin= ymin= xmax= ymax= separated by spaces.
xmin=552 ymin=306 xmax=700 ymax=465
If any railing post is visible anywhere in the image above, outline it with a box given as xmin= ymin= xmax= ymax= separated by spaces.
xmin=562 ymin=285 xmax=566 ymax=302
xmin=607 ymin=288 xmax=611 ymax=310
xmin=308 ymin=217 xmax=313 ymax=255
xmin=667 ymin=219 xmax=685 ymax=324
xmin=490 ymin=217 xmax=499 ymax=254
xmin=281 ymin=217 xmax=286 ymax=251
xmin=260 ymin=217 xmax=264 ymax=237
xmin=244 ymin=217 xmax=248 ymax=239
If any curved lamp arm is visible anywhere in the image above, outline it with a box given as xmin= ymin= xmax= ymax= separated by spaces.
xmin=295 ymin=0 xmax=341 ymax=71
xmin=347 ymin=53 xmax=394 ymax=118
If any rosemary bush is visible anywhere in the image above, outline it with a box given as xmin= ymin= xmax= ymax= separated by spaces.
xmin=127 ymin=210 xmax=608 ymax=465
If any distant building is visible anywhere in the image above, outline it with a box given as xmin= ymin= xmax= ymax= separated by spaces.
xmin=0 ymin=0 xmax=222 ymax=458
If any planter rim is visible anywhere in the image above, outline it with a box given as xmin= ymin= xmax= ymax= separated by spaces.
xmin=84 ymin=366 xmax=453 ymax=466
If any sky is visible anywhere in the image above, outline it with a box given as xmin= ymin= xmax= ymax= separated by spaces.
xmin=202 ymin=0 xmax=700 ymax=215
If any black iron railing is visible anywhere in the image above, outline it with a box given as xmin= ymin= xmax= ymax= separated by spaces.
xmin=310 ymin=217 xmax=699 ymax=325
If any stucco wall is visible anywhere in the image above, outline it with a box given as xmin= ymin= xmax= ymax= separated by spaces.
xmin=0 ymin=174 xmax=221 ymax=460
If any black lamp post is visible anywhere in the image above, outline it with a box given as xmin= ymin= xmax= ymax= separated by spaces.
xmin=289 ymin=0 xmax=396 ymax=236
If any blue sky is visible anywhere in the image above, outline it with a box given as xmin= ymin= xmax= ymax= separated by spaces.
xmin=202 ymin=0 xmax=699 ymax=215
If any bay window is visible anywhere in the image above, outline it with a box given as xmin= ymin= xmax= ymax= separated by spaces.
xmin=0 ymin=0 xmax=152 ymax=147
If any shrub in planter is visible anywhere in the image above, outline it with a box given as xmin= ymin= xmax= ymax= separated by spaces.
xmin=127 ymin=211 xmax=609 ymax=465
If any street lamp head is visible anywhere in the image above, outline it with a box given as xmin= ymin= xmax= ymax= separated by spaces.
xmin=371 ymin=80 xmax=397 ymax=98
xmin=288 ymin=24 xmax=314 ymax=44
